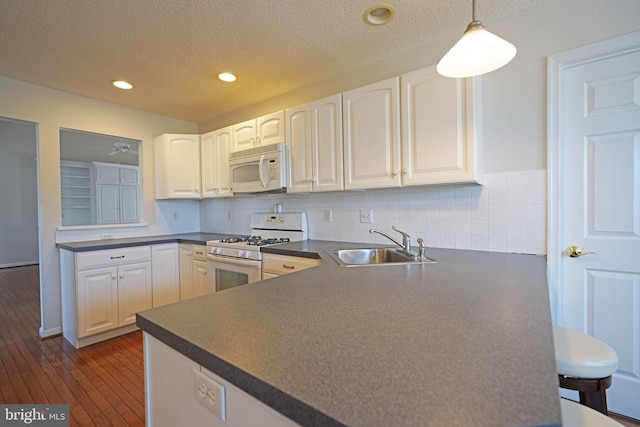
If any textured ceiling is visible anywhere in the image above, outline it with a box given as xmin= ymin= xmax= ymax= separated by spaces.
xmin=0 ymin=0 xmax=549 ymax=123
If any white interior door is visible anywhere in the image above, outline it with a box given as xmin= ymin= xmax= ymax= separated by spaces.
xmin=549 ymin=31 xmax=640 ymax=419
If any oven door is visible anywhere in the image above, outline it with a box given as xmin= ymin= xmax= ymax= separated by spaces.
xmin=206 ymin=253 xmax=261 ymax=292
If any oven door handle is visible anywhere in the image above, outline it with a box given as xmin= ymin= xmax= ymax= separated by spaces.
xmin=258 ymin=154 xmax=268 ymax=189
xmin=207 ymin=253 xmax=261 ymax=268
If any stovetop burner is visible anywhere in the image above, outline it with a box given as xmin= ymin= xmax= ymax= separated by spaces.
xmin=219 ymin=236 xmax=250 ymax=244
xmin=247 ymin=236 xmax=291 ymax=246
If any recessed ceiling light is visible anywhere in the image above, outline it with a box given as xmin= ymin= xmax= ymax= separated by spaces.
xmin=218 ymin=72 xmax=237 ymax=83
xmin=363 ymin=4 xmax=396 ymax=26
xmin=111 ymin=80 xmax=133 ymax=90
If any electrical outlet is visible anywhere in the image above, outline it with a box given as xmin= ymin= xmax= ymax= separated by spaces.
xmin=194 ymin=369 xmax=226 ymax=421
xmin=228 ymin=210 xmax=233 ymax=220
xmin=172 ymin=212 xmax=178 ymax=221
xmin=101 ymin=233 xmax=114 ymax=240
xmin=359 ymin=209 xmax=373 ymax=223
xmin=324 ymin=209 xmax=332 ymax=222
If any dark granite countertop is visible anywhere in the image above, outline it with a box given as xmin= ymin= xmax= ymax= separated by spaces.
xmin=137 ymin=240 xmax=560 ymax=427
xmin=55 ymin=232 xmax=234 ymax=252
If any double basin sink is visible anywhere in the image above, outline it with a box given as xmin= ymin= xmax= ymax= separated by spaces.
xmin=326 ymin=247 xmax=437 ymax=267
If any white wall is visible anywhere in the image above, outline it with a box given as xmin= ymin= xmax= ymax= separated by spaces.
xmin=0 ymin=118 xmax=38 ymax=267
xmin=0 ymin=76 xmax=199 ymax=337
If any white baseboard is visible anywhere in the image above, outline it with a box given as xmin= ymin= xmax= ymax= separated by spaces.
xmin=39 ymin=325 xmax=62 ymax=338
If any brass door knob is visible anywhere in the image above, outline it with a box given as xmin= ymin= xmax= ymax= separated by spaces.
xmin=565 ymin=246 xmax=597 ymax=258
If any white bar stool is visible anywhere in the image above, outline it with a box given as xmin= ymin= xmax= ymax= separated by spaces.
xmin=553 ymin=326 xmax=619 ymax=415
xmin=561 ymin=398 xmax=623 ymax=427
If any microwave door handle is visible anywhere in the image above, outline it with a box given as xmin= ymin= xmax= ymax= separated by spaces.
xmin=258 ymin=154 xmax=268 ymax=189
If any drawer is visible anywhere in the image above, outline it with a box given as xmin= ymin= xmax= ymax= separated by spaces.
xmin=192 ymin=245 xmax=207 ymax=261
xmin=262 ymin=253 xmax=321 ymax=276
xmin=76 ymin=246 xmax=151 ymax=271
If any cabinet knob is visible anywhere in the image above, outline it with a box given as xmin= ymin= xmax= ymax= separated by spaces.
xmin=112 ymin=276 xmax=117 ymax=280
xmin=119 ymin=275 xmax=124 ymax=279
xmin=391 ymin=169 xmax=398 ymax=177
xmin=402 ymin=168 xmax=408 ymax=175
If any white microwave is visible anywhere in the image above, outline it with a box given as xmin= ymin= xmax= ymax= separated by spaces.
xmin=229 ymin=142 xmax=287 ymax=193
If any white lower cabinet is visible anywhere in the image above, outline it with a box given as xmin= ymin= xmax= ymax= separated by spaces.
xmin=144 ymin=333 xmax=299 ymax=427
xmin=261 ymin=253 xmax=322 ymax=279
xmin=61 ymin=245 xmax=152 ymax=348
xmin=179 ymin=243 xmax=210 ymax=300
xmin=151 ymin=243 xmax=180 ymax=308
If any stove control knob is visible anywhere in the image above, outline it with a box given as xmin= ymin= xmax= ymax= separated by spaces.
xmin=238 ymin=250 xmax=244 ymax=258
xmin=245 ymin=251 xmax=251 ymax=258
xmin=216 ymin=247 xmax=222 ymax=255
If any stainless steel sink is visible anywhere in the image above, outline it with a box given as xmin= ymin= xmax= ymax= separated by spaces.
xmin=326 ymin=247 xmax=437 ymax=267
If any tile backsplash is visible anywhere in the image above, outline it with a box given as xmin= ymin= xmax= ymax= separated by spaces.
xmin=55 ymin=170 xmax=546 ymax=255
xmin=201 ymin=170 xmax=547 ymax=255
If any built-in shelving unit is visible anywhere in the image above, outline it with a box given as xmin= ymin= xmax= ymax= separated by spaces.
xmin=60 ymin=160 xmax=95 ymax=226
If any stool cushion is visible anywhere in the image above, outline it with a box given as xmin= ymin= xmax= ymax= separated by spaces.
xmin=561 ymin=399 xmax=623 ymax=427
xmin=554 ymin=326 xmax=618 ymax=379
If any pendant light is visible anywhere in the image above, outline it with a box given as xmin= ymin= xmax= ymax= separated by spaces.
xmin=437 ymin=0 xmax=516 ymax=78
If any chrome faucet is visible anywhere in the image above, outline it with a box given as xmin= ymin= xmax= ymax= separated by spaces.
xmin=369 ymin=226 xmax=412 ymax=253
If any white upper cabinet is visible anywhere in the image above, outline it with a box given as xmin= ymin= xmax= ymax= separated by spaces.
xmin=287 ymin=94 xmax=344 ymax=193
xmin=286 ymin=105 xmax=313 ymax=192
xmin=201 ymin=127 xmax=232 ymax=198
xmin=401 ymin=65 xmax=483 ymax=185
xmin=231 ymin=111 xmax=285 ymax=152
xmin=343 ymin=77 xmax=401 ymax=190
xmin=312 ymin=94 xmax=344 ymax=192
xmin=154 ymin=134 xmax=201 ymax=199
xmin=94 ymin=162 xmax=140 ymax=224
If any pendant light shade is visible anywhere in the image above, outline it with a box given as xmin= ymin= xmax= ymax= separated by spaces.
xmin=437 ymin=2 xmax=516 ymax=78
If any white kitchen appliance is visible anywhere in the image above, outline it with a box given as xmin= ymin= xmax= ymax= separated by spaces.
xmin=229 ymin=142 xmax=287 ymax=194
xmin=205 ymin=212 xmax=308 ymax=292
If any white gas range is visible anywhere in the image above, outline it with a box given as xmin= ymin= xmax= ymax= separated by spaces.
xmin=205 ymin=212 xmax=308 ymax=292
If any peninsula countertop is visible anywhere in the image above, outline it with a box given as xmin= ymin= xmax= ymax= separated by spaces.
xmin=137 ymin=240 xmax=561 ymax=427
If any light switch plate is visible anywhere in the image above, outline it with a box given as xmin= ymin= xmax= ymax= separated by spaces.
xmin=359 ymin=209 xmax=373 ymax=223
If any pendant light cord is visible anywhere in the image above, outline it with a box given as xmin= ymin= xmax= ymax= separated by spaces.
xmin=472 ymin=0 xmax=476 ymax=22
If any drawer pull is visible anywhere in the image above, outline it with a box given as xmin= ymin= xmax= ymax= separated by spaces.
xmin=195 ymin=251 xmax=203 ymax=255
xmin=282 ymin=264 xmax=295 ymax=269
xmin=110 ymin=255 xmax=125 ymax=259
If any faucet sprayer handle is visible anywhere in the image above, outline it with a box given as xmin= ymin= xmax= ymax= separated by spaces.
xmin=417 ymin=238 xmax=426 ymax=260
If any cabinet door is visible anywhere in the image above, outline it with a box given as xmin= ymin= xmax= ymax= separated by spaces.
xmin=343 ymin=77 xmax=401 ymax=190
xmin=119 ymin=167 xmax=139 ymax=185
xmin=95 ymin=165 xmax=119 ymax=184
xmin=96 ymin=184 xmax=119 ymax=224
xmin=312 ymin=94 xmax=344 ymax=192
xmin=163 ymin=135 xmax=201 ymax=198
xmin=117 ymin=262 xmax=152 ymax=326
xmin=286 ymin=105 xmax=313 ymax=193
xmin=119 ymin=185 xmax=140 ymax=223
xmin=257 ymin=111 xmax=285 ymax=146
xmin=179 ymin=244 xmax=194 ymax=301
xmin=201 ymin=127 xmax=232 ymax=198
xmin=192 ymin=259 xmax=209 ymax=298
xmin=200 ymin=131 xmax=218 ymax=198
xmin=77 ymin=267 xmax=118 ymax=338
xmin=401 ymin=65 xmax=482 ymax=185
xmin=232 ymin=119 xmax=256 ymax=152
xmin=151 ymin=244 xmax=180 ymax=308
xmin=216 ymin=127 xmax=232 ymax=196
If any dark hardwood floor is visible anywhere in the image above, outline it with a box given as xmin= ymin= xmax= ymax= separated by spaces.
xmin=1 ymin=264 xmax=639 ymax=427
xmin=0 ymin=265 xmax=145 ymax=427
